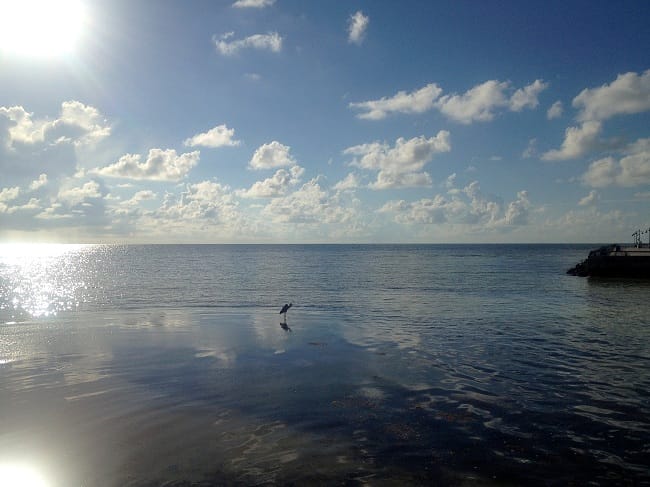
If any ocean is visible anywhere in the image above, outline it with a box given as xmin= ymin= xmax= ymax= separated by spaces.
xmin=1 ymin=244 xmax=649 ymax=485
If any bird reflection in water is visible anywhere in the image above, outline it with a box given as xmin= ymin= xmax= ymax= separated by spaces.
xmin=279 ymin=302 xmax=293 ymax=331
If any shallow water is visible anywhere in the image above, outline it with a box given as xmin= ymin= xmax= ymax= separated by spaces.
xmin=1 ymin=244 xmax=649 ymax=485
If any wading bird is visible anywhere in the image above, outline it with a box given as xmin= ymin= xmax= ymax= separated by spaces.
xmin=279 ymin=302 xmax=292 ymax=320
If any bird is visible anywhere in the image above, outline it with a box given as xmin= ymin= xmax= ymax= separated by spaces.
xmin=279 ymin=303 xmax=293 ymax=316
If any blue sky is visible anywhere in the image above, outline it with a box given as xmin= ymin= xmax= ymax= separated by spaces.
xmin=1 ymin=0 xmax=649 ymax=243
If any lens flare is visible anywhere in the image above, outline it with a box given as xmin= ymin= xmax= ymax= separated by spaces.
xmin=0 ymin=462 xmax=49 ymax=487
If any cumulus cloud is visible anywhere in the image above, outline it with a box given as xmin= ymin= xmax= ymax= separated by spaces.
xmin=547 ymin=100 xmax=563 ymax=120
xmin=214 ymin=32 xmax=282 ymax=56
xmin=58 ymin=180 xmax=102 ymax=206
xmin=121 ymin=190 xmax=157 ymax=207
xmin=56 ymin=101 xmax=111 ymax=145
xmin=380 ymin=180 xmax=531 ymax=228
xmin=0 ymin=186 xmax=21 ymax=213
xmin=509 ymin=79 xmax=548 ymax=111
xmin=0 ymin=186 xmax=20 ymax=203
xmin=379 ymin=196 xmax=449 ymax=224
xmin=30 ymin=173 xmax=48 ymax=190
xmin=350 ymin=80 xmax=547 ymax=123
xmin=249 ymin=141 xmax=296 ymax=170
xmin=582 ymin=138 xmax=650 ymax=187
xmin=184 ymin=124 xmax=241 ymax=148
xmin=0 ymin=178 xmax=51 ymax=216
xmin=541 ymin=121 xmax=602 ymax=161
xmin=349 ymin=84 xmax=442 ymax=120
xmin=333 ymin=172 xmax=360 ymax=192
xmin=30 ymin=179 xmax=109 ymax=226
xmin=239 ymin=165 xmax=305 ymax=198
xmin=574 ymin=69 xmax=650 ymax=122
xmin=344 ymin=132 xmax=451 ymax=189
xmin=436 ymin=80 xmax=508 ymax=124
xmin=521 ymin=138 xmax=538 ymax=159
xmin=543 ymin=70 xmax=650 ymax=163
xmin=103 ymin=180 xmax=241 ymax=241
xmin=348 ymin=11 xmax=369 ymax=45
xmin=0 ymin=101 xmax=110 ymax=148
xmin=504 ymin=190 xmax=531 ymax=225
xmin=262 ymin=178 xmax=355 ymax=225
xmin=93 ymin=149 xmax=200 ymax=181
xmin=232 ymin=0 xmax=275 ymax=7
xmin=158 ymin=180 xmax=239 ymax=225
xmin=578 ymin=190 xmax=599 ymax=206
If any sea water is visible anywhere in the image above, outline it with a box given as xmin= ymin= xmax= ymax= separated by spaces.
xmin=1 ymin=244 xmax=649 ymax=485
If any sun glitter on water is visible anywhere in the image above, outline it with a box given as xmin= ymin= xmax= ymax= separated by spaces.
xmin=0 ymin=0 xmax=87 ymax=59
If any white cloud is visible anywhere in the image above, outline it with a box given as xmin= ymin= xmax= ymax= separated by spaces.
xmin=28 ymin=179 xmax=109 ymax=226
xmin=333 ymin=172 xmax=360 ymax=192
xmin=58 ymin=180 xmax=102 ymax=206
xmin=380 ymin=181 xmax=531 ymax=228
xmin=56 ymin=100 xmax=111 ymax=146
xmin=379 ymin=196 xmax=449 ymax=224
xmin=581 ymin=157 xmax=617 ymax=188
xmin=121 ymin=190 xmax=157 ymax=207
xmin=157 ymin=180 xmax=240 ymax=226
xmin=371 ymin=171 xmax=432 ymax=189
xmin=445 ymin=173 xmax=457 ymax=189
xmin=348 ymin=11 xmax=369 ymax=45
xmin=232 ymin=0 xmax=275 ymax=7
xmin=435 ymin=80 xmax=509 ymax=124
xmin=184 ymin=124 xmax=241 ymax=148
xmin=262 ymin=178 xmax=356 ymax=225
xmin=0 ymin=186 xmax=20 ymax=202
xmin=30 ymin=173 xmax=48 ymax=190
xmin=547 ymin=100 xmax=563 ymax=120
xmin=349 ymin=80 xmax=547 ymax=123
xmin=349 ymin=84 xmax=442 ymax=120
xmin=93 ymin=149 xmax=200 ymax=181
xmin=0 ymin=186 xmax=21 ymax=213
xmin=214 ymin=32 xmax=282 ymax=56
xmin=509 ymin=79 xmax=548 ymax=111
xmin=249 ymin=141 xmax=296 ymax=170
xmin=504 ymin=190 xmax=531 ymax=225
xmin=521 ymin=138 xmax=537 ymax=159
xmin=239 ymin=165 xmax=305 ymax=198
xmin=541 ymin=121 xmax=602 ymax=161
xmin=0 ymin=180 xmax=48 ymax=215
xmin=574 ymin=69 xmax=650 ymax=122
xmin=0 ymin=101 xmax=110 ymax=148
xmin=103 ymin=180 xmax=245 ymax=241
xmin=582 ymin=138 xmax=650 ymax=187
xmin=344 ymin=132 xmax=451 ymax=189
xmin=578 ymin=190 xmax=599 ymax=206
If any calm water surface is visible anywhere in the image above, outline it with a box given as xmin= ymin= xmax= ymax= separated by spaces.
xmin=1 ymin=244 xmax=649 ymax=485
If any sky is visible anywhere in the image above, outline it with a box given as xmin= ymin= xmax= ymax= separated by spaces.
xmin=1 ymin=0 xmax=649 ymax=243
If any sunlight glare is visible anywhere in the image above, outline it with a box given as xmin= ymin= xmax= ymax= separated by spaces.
xmin=0 ymin=0 xmax=87 ymax=58
xmin=0 ymin=462 xmax=50 ymax=487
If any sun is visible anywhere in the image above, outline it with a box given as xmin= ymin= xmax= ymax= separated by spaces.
xmin=0 ymin=0 xmax=87 ymax=59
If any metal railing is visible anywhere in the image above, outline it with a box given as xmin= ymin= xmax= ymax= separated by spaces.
xmin=632 ymin=228 xmax=650 ymax=248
